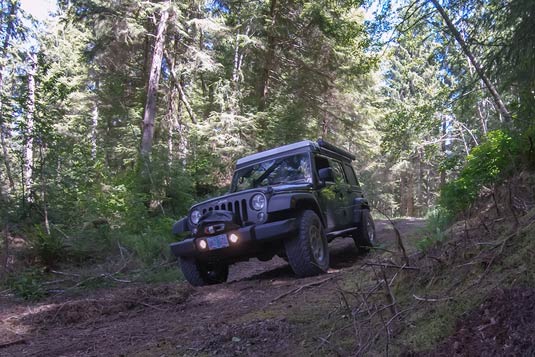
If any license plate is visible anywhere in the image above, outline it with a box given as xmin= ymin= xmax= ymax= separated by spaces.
xmin=207 ymin=234 xmax=229 ymax=250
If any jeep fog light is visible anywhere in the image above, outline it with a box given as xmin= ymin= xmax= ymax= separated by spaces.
xmin=198 ymin=239 xmax=207 ymax=249
xmin=251 ymin=194 xmax=266 ymax=210
xmin=229 ymin=233 xmax=239 ymax=244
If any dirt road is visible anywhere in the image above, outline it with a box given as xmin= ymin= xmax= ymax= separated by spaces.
xmin=0 ymin=219 xmax=426 ymax=356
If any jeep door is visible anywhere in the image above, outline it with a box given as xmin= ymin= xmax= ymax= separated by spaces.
xmin=314 ymin=156 xmax=352 ymax=231
xmin=342 ymin=162 xmax=365 ymax=219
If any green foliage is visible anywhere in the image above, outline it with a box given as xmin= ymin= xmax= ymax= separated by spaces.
xmin=440 ymin=130 xmax=514 ymax=214
xmin=416 ymin=208 xmax=452 ymax=251
xmin=118 ymin=217 xmax=176 ymax=266
xmin=7 ymin=269 xmax=47 ymax=301
xmin=27 ymin=225 xmax=64 ymax=267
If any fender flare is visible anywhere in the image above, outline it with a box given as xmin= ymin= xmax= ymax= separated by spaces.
xmin=353 ymin=197 xmax=370 ymax=224
xmin=268 ymin=193 xmax=326 ymax=226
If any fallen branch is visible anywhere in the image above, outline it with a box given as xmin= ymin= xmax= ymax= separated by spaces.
xmin=270 ymin=276 xmax=334 ymax=303
xmin=372 ymin=207 xmax=410 ymax=265
xmin=0 ymin=338 xmax=26 ymax=348
xmin=50 ymin=270 xmax=81 ymax=277
xmin=365 ymin=263 xmax=420 ymax=271
xmin=413 ymin=294 xmax=453 ymax=302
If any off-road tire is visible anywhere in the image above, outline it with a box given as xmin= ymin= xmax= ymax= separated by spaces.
xmin=352 ymin=209 xmax=376 ymax=252
xmin=179 ymin=257 xmax=229 ymax=287
xmin=284 ymin=210 xmax=329 ymax=277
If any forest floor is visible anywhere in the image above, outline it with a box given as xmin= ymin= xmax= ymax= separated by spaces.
xmin=1 ymin=214 xmax=534 ymax=356
xmin=0 ymin=219 xmax=424 ymax=356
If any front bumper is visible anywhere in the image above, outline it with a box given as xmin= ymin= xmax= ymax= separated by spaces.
xmin=169 ymin=218 xmax=297 ymax=259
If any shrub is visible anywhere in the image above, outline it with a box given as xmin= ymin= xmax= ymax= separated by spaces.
xmin=7 ymin=269 xmax=47 ymax=300
xmin=27 ymin=225 xmax=64 ymax=267
xmin=439 ymin=130 xmax=514 ymax=214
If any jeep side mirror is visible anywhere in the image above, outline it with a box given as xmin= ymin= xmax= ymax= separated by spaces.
xmin=318 ymin=167 xmax=334 ymax=185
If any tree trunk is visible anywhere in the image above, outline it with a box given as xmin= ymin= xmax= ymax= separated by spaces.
xmin=0 ymin=224 xmax=8 ymax=281
xmin=0 ymin=126 xmax=14 ymax=190
xmin=39 ymin=144 xmax=50 ymax=236
xmin=91 ymin=78 xmax=100 ymax=160
xmin=428 ymin=0 xmax=511 ymax=122
xmin=416 ymin=149 xmax=423 ymax=216
xmin=140 ymin=2 xmax=171 ymax=159
xmin=259 ymin=0 xmax=277 ymax=110
xmin=24 ymin=53 xmax=37 ymax=203
xmin=407 ymin=170 xmax=415 ymax=217
xmin=0 ymin=1 xmax=18 ymax=192
xmin=440 ymin=114 xmax=447 ymax=187
xmin=232 ymin=30 xmax=241 ymax=85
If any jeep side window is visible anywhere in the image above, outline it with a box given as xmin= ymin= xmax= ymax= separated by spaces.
xmin=314 ymin=156 xmax=332 ymax=182
xmin=330 ymin=160 xmax=348 ymax=185
xmin=343 ymin=164 xmax=360 ymax=186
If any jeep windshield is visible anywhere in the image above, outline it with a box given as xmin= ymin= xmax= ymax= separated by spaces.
xmin=231 ymin=153 xmax=312 ymax=192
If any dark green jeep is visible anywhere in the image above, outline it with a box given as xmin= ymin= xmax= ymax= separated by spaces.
xmin=170 ymin=139 xmax=376 ymax=286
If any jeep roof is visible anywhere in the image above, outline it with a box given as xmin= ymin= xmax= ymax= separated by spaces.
xmin=236 ymin=139 xmax=356 ymax=169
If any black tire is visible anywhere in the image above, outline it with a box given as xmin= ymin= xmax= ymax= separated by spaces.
xmin=352 ymin=210 xmax=376 ymax=252
xmin=284 ymin=210 xmax=329 ymax=277
xmin=179 ymin=257 xmax=229 ymax=287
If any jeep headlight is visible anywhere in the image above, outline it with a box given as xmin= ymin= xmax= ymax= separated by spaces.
xmin=251 ymin=194 xmax=266 ymax=211
xmin=190 ymin=209 xmax=202 ymax=225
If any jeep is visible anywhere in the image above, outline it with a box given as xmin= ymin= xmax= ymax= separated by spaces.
xmin=170 ymin=139 xmax=376 ymax=286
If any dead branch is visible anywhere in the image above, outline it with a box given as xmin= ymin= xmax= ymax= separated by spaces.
xmin=379 ymin=266 xmax=398 ymax=317
xmin=413 ymin=294 xmax=453 ymax=302
xmin=364 ymin=263 xmax=420 ymax=271
xmin=0 ymin=339 xmax=26 ymax=348
xmin=507 ymin=181 xmax=519 ymax=228
xmin=372 ymin=206 xmax=410 ymax=265
xmin=355 ymin=307 xmax=413 ymax=356
xmin=50 ymin=270 xmax=81 ymax=277
xmin=270 ymin=276 xmax=334 ymax=303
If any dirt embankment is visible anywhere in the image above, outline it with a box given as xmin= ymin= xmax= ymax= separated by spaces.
xmin=0 ymin=219 xmax=423 ymax=357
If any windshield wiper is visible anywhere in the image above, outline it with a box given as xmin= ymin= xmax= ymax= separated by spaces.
xmin=253 ymin=159 xmax=282 ymax=187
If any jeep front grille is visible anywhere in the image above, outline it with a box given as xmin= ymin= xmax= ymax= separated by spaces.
xmin=200 ymin=199 xmax=249 ymax=225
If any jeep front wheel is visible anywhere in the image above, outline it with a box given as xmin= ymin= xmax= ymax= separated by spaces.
xmin=284 ymin=210 xmax=329 ymax=277
xmin=179 ymin=257 xmax=229 ymax=287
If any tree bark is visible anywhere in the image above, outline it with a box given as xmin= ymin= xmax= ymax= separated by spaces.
xmin=259 ymin=0 xmax=277 ymax=110
xmin=164 ymin=52 xmax=197 ymax=124
xmin=39 ymin=144 xmax=50 ymax=236
xmin=440 ymin=114 xmax=447 ymax=187
xmin=1 ymin=224 xmax=8 ymax=281
xmin=140 ymin=2 xmax=171 ymax=159
xmin=428 ymin=0 xmax=511 ymax=122
xmin=0 ymin=126 xmax=14 ymax=190
xmin=0 ymin=1 xmax=18 ymax=192
xmin=24 ymin=53 xmax=37 ymax=203
xmin=407 ymin=170 xmax=415 ymax=217
xmin=91 ymin=78 xmax=100 ymax=160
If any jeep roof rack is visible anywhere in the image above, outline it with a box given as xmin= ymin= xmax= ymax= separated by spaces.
xmin=235 ymin=139 xmax=356 ymax=169
xmin=317 ymin=139 xmax=356 ymax=160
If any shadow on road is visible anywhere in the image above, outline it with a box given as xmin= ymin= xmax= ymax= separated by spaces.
xmin=233 ymin=237 xmax=364 ymax=282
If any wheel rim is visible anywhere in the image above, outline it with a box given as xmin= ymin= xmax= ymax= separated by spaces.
xmin=309 ymin=224 xmax=325 ymax=262
xmin=367 ymin=218 xmax=375 ymax=244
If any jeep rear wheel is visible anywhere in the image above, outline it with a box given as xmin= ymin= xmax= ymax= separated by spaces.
xmin=284 ymin=210 xmax=329 ymax=277
xmin=179 ymin=257 xmax=229 ymax=287
xmin=352 ymin=210 xmax=376 ymax=252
